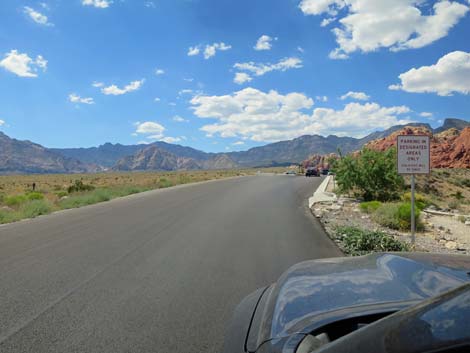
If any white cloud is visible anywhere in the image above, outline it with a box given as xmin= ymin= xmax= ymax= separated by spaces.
xmin=299 ymin=0 xmax=469 ymax=58
xmin=340 ymin=91 xmax=370 ymax=101
xmin=320 ymin=17 xmax=336 ymax=27
xmin=155 ymin=69 xmax=165 ymax=75
xmin=92 ymin=81 xmax=104 ymax=87
xmin=190 ymin=87 xmax=411 ymax=141
xmin=232 ymin=141 xmax=245 ymax=145
xmin=183 ymin=78 xmax=194 ymax=82
xmin=234 ymin=72 xmax=253 ymax=85
xmin=145 ymin=1 xmax=156 ymax=8
xmin=82 ymin=0 xmax=111 ymax=8
xmin=161 ymin=136 xmax=182 ymax=143
xmin=24 ymin=6 xmax=53 ymax=26
xmin=187 ymin=46 xmax=200 ymax=56
xmin=178 ymin=89 xmax=194 ymax=96
xmin=154 ymin=97 xmax=161 ymax=102
xmin=68 ymin=93 xmax=95 ymax=105
xmin=420 ymin=112 xmax=433 ymax=118
xmin=390 ymin=51 xmax=470 ymax=96
xmin=0 ymin=119 xmax=5 ymax=126
xmin=297 ymin=46 xmax=305 ymax=53
xmin=101 ymin=79 xmax=144 ymax=95
xmin=169 ymin=102 xmax=177 ymax=106
xmin=203 ymin=42 xmax=232 ymax=59
xmin=135 ymin=121 xmax=165 ymax=139
xmin=234 ymin=57 xmax=303 ymax=78
xmin=254 ymin=35 xmax=274 ymax=51
xmin=173 ymin=115 xmax=189 ymax=123
xmin=0 ymin=50 xmax=47 ymax=78
xmin=316 ymin=95 xmax=328 ymax=102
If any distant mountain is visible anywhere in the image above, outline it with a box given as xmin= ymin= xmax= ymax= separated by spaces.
xmin=433 ymin=118 xmax=470 ymax=134
xmin=2 ymin=118 xmax=468 ymax=174
xmin=0 ymin=132 xmax=99 ymax=174
xmin=113 ymin=145 xmax=237 ymax=171
xmin=53 ymin=141 xmax=213 ymax=168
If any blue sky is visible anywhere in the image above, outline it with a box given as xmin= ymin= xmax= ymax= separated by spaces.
xmin=0 ymin=0 xmax=469 ymax=152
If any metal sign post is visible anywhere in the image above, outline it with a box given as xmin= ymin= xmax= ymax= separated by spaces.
xmin=397 ymin=135 xmax=430 ymax=245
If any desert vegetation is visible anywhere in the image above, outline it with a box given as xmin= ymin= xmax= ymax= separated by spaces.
xmin=0 ymin=169 xmax=283 ymax=224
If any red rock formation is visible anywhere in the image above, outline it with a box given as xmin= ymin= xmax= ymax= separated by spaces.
xmin=365 ymin=126 xmax=470 ymax=169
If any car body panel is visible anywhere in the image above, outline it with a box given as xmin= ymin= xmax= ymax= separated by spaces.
xmin=225 ymin=253 xmax=470 ymax=353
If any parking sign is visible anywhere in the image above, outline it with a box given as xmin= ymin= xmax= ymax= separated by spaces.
xmin=397 ymin=135 xmax=430 ymax=175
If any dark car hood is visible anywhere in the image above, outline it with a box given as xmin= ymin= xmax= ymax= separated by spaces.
xmin=250 ymin=253 xmax=470 ymax=351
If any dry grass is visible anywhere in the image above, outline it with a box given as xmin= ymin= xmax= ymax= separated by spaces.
xmin=413 ymin=169 xmax=470 ymax=213
xmin=0 ymin=168 xmax=286 ymax=224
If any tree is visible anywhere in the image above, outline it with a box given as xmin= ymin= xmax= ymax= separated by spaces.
xmin=334 ymin=148 xmax=404 ymax=201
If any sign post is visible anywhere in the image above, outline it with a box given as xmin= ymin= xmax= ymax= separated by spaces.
xmin=397 ymin=135 xmax=430 ymax=245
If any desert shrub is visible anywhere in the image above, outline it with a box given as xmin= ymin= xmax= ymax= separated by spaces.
xmin=26 ymin=192 xmax=45 ymax=201
xmin=112 ymin=186 xmax=148 ymax=197
xmin=59 ymin=189 xmax=111 ymax=209
xmin=401 ymin=192 xmax=430 ymax=210
xmin=451 ymin=191 xmax=464 ymax=200
xmin=372 ymin=202 xmax=423 ymax=231
xmin=449 ymin=200 xmax=460 ymax=210
xmin=158 ymin=178 xmax=173 ymax=188
xmin=19 ymin=200 xmax=52 ymax=218
xmin=0 ymin=209 xmax=19 ymax=224
xmin=55 ymin=191 xmax=68 ymax=198
xmin=67 ymin=180 xmax=95 ymax=193
xmin=373 ymin=203 xmax=401 ymax=230
xmin=336 ymin=226 xmax=410 ymax=256
xmin=334 ymin=148 xmax=404 ymax=201
xmin=4 ymin=194 xmax=28 ymax=207
xmin=360 ymin=201 xmax=382 ymax=214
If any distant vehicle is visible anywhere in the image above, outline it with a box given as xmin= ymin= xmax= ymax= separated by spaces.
xmin=223 ymin=253 xmax=470 ymax=353
xmin=285 ymin=170 xmax=297 ymax=175
xmin=305 ymin=169 xmax=319 ymax=177
xmin=321 ymin=169 xmax=329 ymax=175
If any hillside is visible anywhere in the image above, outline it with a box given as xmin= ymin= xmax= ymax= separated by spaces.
xmin=0 ymin=132 xmax=99 ymax=174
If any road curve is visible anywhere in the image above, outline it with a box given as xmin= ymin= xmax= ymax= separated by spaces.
xmin=0 ymin=174 xmax=341 ymax=353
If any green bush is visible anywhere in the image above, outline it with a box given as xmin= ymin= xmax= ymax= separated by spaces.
xmin=334 ymin=148 xmax=404 ymax=201
xmin=373 ymin=202 xmax=423 ymax=231
xmin=4 ymin=194 xmax=28 ymax=207
xmin=59 ymin=189 xmax=112 ymax=209
xmin=401 ymin=192 xmax=430 ymax=210
xmin=67 ymin=180 xmax=95 ymax=193
xmin=19 ymin=200 xmax=52 ymax=218
xmin=26 ymin=192 xmax=45 ymax=201
xmin=158 ymin=178 xmax=173 ymax=188
xmin=336 ymin=226 xmax=410 ymax=256
xmin=0 ymin=209 xmax=19 ymax=224
xmin=360 ymin=201 xmax=382 ymax=213
xmin=55 ymin=191 xmax=68 ymax=198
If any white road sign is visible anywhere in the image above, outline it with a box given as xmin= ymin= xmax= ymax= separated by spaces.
xmin=397 ymin=135 xmax=430 ymax=175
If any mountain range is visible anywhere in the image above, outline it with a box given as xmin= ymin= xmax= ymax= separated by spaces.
xmin=1 ymin=118 xmax=468 ymax=174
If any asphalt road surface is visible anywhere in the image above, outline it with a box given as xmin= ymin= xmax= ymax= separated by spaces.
xmin=0 ymin=174 xmax=342 ymax=353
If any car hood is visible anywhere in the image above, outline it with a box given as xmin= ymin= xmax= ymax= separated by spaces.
xmin=250 ymin=253 xmax=470 ymax=350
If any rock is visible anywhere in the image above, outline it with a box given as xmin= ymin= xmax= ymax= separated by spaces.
xmin=361 ymin=215 xmax=369 ymax=219
xmin=445 ymin=241 xmax=458 ymax=250
xmin=439 ymin=239 xmax=447 ymax=245
xmin=60 ymin=196 xmax=69 ymax=200
xmin=465 ymin=221 xmax=470 ymax=226
xmin=328 ymin=205 xmax=342 ymax=211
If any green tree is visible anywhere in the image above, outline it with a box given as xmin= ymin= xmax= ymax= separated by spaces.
xmin=335 ymin=148 xmax=404 ymax=201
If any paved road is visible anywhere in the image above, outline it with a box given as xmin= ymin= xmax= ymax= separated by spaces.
xmin=0 ymin=175 xmax=341 ymax=353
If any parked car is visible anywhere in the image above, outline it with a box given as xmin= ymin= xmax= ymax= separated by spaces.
xmin=306 ymin=169 xmax=319 ymax=177
xmin=321 ymin=169 xmax=329 ymax=175
xmin=285 ymin=170 xmax=297 ymax=175
xmin=223 ymin=253 xmax=470 ymax=353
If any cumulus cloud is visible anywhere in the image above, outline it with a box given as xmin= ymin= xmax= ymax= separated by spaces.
xmin=299 ymin=0 xmax=469 ymax=58
xmin=82 ymin=0 xmax=111 ymax=8
xmin=190 ymin=87 xmax=411 ymax=141
xmin=161 ymin=136 xmax=182 ymax=143
xmin=187 ymin=46 xmax=200 ymax=56
xmin=390 ymin=51 xmax=470 ymax=96
xmin=173 ymin=115 xmax=189 ymax=123
xmin=254 ymin=35 xmax=274 ymax=50
xmin=203 ymin=42 xmax=232 ymax=59
xmin=155 ymin=69 xmax=165 ymax=75
xmin=101 ymin=79 xmax=144 ymax=95
xmin=340 ymin=91 xmax=370 ymax=101
xmin=420 ymin=112 xmax=433 ymax=118
xmin=0 ymin=50 xmax=47 ymax=78
xmin=135 ymin=121 xmax=165 ymax=139
xmin=234 ymin=57 xmax=303 ymax=79
xmin=0 ymin=119 xmax=5 ymax=126
xmin=234 ymin=72 xmax=253 ymax=85
xmin=24 ymin=6 xmax=53 ymax=26
xmin=69 ymin=94 xmax=95 ymax=105
xmin=92 ymin=81 xmax=104 ymax=87
xmin=232 ymin=141 xmax=245 ymax=145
